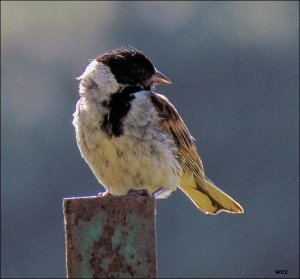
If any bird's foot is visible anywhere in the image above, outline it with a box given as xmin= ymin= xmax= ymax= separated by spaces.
xmin=98 ymin=191 xmax=112 ymax=197
xmin=127 ymin=187 xmax=166 ymax=198
xmin=127 ymin=189 xmax=151 ymax=197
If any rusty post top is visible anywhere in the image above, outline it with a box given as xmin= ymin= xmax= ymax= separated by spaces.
xmin=63 ymin=195 xmax=157 ymax=278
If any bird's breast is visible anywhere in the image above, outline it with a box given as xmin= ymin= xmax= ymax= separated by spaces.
xmin=73 ymin=95 xmax=181 ymax=197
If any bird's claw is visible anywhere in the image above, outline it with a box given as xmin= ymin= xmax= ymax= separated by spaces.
xmin=98 ymin=191 xmax=112 ymax=197
xmin=127 ymin=189 xmax=152 ymax=197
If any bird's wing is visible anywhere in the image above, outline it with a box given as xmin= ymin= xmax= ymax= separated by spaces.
xmin=150 ymin=92 xmax=204 ymax=176
xmin=150 ymin=92 xmax=244 ymax=215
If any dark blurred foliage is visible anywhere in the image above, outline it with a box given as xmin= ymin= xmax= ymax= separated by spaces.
xmin=1 ymin=1 xmax=299 ymax=278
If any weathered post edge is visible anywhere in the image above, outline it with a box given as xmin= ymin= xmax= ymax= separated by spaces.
xmin=63 ymin=195 xmax=157 ymax=278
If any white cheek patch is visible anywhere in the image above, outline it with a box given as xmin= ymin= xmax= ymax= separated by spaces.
xmin=79 ymin=60 xmax=99 ymax=79
xmin=79 ymin=60 xmax=120 ymax=96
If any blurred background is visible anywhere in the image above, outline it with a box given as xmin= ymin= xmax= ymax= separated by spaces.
xmin=1 ymin=1 xmax=299 ymax=278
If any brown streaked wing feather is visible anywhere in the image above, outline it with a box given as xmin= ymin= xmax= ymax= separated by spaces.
xmin=150 ymin=93 xmax=204 ymax=175
xmin=150 ymin=93 xmax=244 ymax=215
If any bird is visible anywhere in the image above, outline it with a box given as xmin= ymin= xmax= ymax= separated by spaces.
xmin=72 ymin=47 xmax=244 ymax=215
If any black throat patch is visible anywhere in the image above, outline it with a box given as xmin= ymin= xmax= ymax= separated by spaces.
xmin=101 ymin=86 xmax=142 ymax=137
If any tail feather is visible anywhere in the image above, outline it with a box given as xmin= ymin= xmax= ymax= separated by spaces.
xmin=179 ymin=170 xmax=244 ymax=215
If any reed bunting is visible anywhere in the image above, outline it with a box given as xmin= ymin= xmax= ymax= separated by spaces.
xmin=73 ymin=47 xmax=244 ymax=215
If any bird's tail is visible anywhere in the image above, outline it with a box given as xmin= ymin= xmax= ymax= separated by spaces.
xmin=179 ymin=170 xmax=244 ymax=215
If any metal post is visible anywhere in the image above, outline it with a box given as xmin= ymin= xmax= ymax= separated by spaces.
xmin=63 ymin=195 xmax=157 ymax=278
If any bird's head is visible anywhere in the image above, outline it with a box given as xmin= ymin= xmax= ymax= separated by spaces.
xmin=77 ymin=48 xmax=171 ymax=99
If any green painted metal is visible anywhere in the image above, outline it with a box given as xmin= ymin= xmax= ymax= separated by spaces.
xmin=63 ymin=195 xmax=157 ymax=278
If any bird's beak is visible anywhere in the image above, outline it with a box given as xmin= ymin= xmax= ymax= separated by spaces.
xmin=149 ymin=69 xmax=172 ymax=86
